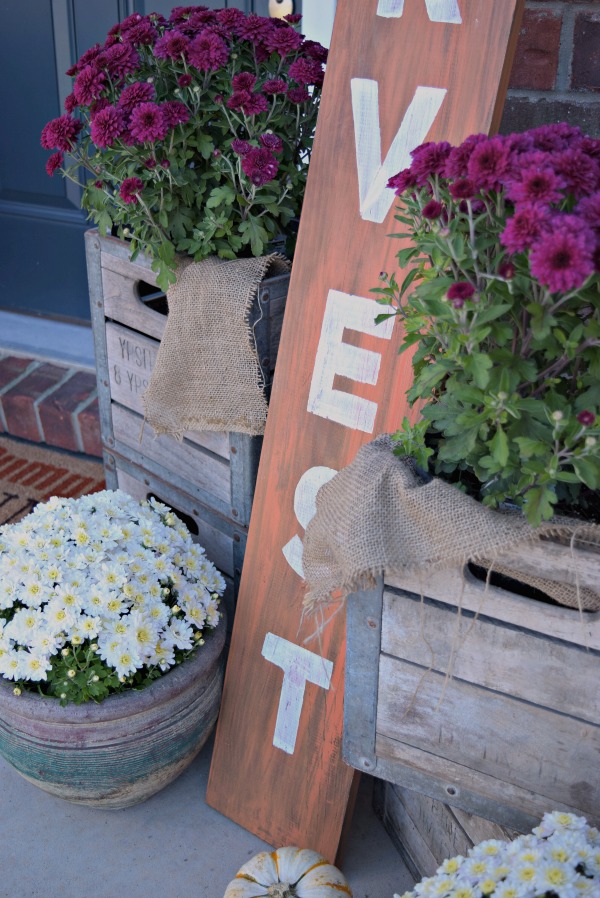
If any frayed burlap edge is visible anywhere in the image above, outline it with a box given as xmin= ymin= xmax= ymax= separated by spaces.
xmin=302 ymin=435 xmax=600 ymax=617
xmin=143 ymin=253 xmax=291 ymax=439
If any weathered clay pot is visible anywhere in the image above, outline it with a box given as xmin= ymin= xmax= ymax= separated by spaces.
xmin=0 ymin=613 xmax=226 ymax=808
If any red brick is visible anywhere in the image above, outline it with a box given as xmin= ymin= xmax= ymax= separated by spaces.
xmin=572 ymin=13 xmax=600 ymax=92
xmin=0 ymin=363 xmax=68 ymax=443
xmin=78 ymin=396 xmax=103 ymax=458
xmin=37 ymin=370 xmax=97 ymax=453
xmin=508 ymin=9 xmax=562 ymax=91
xmin=0 ymin=356 xmax=33 ymax=392
xmin=500 ymin=95 xmax=600 ymax=140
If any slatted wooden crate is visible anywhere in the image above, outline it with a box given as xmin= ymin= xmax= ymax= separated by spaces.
xmin=85 ymin=229 xmax=289 ymax=608
xmin=344 ymin=544 xmax=600 ymax=856
xmin=372 ymin=780 xmax=518 ymax=881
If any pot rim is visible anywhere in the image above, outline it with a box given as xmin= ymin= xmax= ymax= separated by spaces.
xmin=0 ymin=610 xmax=226 ymax=723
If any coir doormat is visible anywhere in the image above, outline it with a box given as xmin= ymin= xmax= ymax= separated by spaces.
xmin=0 ymin=435 xmax=105 ymax=526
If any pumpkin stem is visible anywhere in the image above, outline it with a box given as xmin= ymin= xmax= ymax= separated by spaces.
xmin=267 ymin=884 xmax=295 ymax=898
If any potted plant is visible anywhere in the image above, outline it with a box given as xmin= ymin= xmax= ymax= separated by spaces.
xmin=0 ymin=488 xmax=226 ymax=808
xmin=376 ymin=123 xmax=600 ymax=526
xmin=394 ymin=810 xmax=600 ymax=898
xmin=40 ymin=6 xmax=327 ymax=290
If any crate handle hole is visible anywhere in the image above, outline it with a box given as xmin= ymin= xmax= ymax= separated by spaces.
xmin=136 ymin=280 xmax=168 ymax=315
xmin=146 ymin=492 xmax=199 ymax=536
xmin=467 ymin=561 xmax=594 ymax=613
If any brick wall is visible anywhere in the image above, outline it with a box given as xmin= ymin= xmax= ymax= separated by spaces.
xmin=501 ymin=1 xmax=600 ymax=137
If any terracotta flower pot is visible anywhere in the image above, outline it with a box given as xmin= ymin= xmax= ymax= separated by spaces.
xmin=0 ymin=613 xmax=226 ymax=808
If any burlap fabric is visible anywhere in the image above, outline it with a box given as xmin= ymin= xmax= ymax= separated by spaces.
xmin=143 ymin=253 xmax=290 ymax=437
xmin=302 ymin=435 xmax=600 ymax=614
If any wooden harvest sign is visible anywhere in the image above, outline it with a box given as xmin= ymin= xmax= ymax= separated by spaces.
xmin=207 ymin=0 xmax=525 ymax=860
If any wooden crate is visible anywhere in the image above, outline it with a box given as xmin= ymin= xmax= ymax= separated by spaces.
xmin=85 ymin=229 xmax=289 ymax=600
xmin=372 ymin=780 xmax=518 ymax=881
xmin=344 ymin=546 xmax=600 ymax=839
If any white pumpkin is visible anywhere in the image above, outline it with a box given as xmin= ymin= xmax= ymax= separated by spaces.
xmin=223 ymin=846 xmax=352 ymax=898
xmin=268 ymin=0 xmax=294 ymax=19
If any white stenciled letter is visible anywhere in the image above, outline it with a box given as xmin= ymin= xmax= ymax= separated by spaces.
xmin=377 ymin=0 xmax=462 ymax=23
xmin=282 ymin=466 xmax=337 ymax=578
xmin=351 ymin=79 xmax=447 ymax=222
xmin=262 ymin=633 xmax=333 ymax=754
xmin=307 ymin=289 xmax=395 ymax=432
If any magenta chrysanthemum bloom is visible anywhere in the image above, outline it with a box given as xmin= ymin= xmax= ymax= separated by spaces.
xmin=467 ymin=136 xmax=511 ymax=191
xmin=498 ymin=260 xmax=516 ymax=280
xmin=444 ymin=134 xmax=487 ymax=178
xmin=232 ymin=139 xmax=251 ymax=156
xmin=118 ymin=81 xmax=156 ymax=114
xmin=577 ymin=410 xmax=596 ymax=426
xmin=217 ymin=8 xmax=245 ymax=32
xmin=110 ymin=12 xmax=143 ymax=35
xmin=500 ymin=203 xmax=552 ymax=254
xmin=232 ymin=72 xmax=256 ymax=92
xmin=154 ymin=30 xmax=190 ymax=60
xmin=119 ymin=177 xmax=144 ymax=204
xmin=447 ymin=282 xmax=475 ymax=301
xmin=288 ymin=57 xmax=324 ymax=87
xmin=242 ymin=92 xmax=269 ymax=116
xmin=422 ymin=200 xmax=444 ymax=220
xmin=234 ymin=13 xmax=271 ymax=42
xmin=161 ymin=101 xmax=190 ymax=128
xmin=64 ymin=93 xmax=78 ymax=114
xmin=242 ymin=147 xmax=279 ymax=186
xmin=578 ymin=193 xmax=600 ymax=229
xmin=449 ymin=178 xmax=476 ymax=200
xmin=144 ymin=156 xmax=157 ymax=169
xmin=73 ymin=65 xmax=106 ymax=105
xmin=178 ymin=73 xmax=192 ymax=88
xmin=529 ymin=216 xmax=595 ymax=293
xmin=227 ymin=90 xmax=250 ymax=111
xmin=90 ymin=105 xmax=124 ymax=148
xmin=287 ymin=86 xmax=310 ymax=104
xmin=129 ymin=102 xmax=168 ymax=143
xmin=388 ymin=168 xmax=417 ymax=195
xmin=45 ymin=152 xmax=64 ymax=177
xmin=40 ymin=115 xmax=83 ymax=151
xmin=125 ymin=21 xmax=158 ymax=45
xmin=300 ymin=40 xmax=328 ymax=63
xmin=285 ymin=13 xmax=303 ymax=24
xmin=531 ymin=123 xmax=582 ymax=153
xmin=507 ymin=165 xmax=566 ymax=206
xmin=410 ymin=141 xmax=452 ymax=184
xmin=260 ymin=133 xmax=283 ymax=154
xmin=100 ymin=43 xmax=140 ymax=79
xmin=554 ymin=149 xmax=600 ymax=198
xmin=68 ymin=43 xmax=102 ymax=76
xmin=265 ymin=25 xmax=303 ymax=57
xmin=187 ymin=9 xmax=218 ymax=28
xmin=168 ymin=6 xmax=197 ymax=24
xmin=262 ymin=78 xmax=287 ymax=95
xmin=188 ymin=31 xmax=229 ymax=71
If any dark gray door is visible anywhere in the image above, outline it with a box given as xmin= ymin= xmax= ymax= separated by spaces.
xmin=0 ymin=0 xmax=299 ymax=323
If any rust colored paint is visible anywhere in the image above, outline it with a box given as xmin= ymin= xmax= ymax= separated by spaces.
xmin=207 ymin=0 xmax=525 ymax=861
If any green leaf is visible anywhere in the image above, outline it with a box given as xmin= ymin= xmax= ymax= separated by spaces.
xmin=490 ymin=426 xmax=509 ymax=467
xmin=514 ymin=436 xmax=547 ymax=458
xmin=464 ymin=353 xmax=493 ymax=389
xmin=522 ymin=485 xmax=557 ymax=526
xmin=572 ymin=457 xmax=600 ymax=490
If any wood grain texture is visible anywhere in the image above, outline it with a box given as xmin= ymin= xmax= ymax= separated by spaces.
xmin=207 ymin=0 xmax=525 ymax=859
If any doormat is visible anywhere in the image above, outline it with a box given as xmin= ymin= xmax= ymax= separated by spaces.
xmin=0 ymin=435 xmax=105 ymax=526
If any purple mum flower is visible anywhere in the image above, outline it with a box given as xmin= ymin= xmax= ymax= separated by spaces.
xmin=577 ymin=410 xmax=596 ymax=426
xmin=422 ymin=200 xmax=444 ymax=220
xmin=260 ymin=133 xmax=283 ymax=154
xmin=507 ymin=165 xmax=566 ymax=206
xmin=241 ymin=147 xmax=279 ymax=186
xmin=129 ymin=102 xmax=168 ymax=143
xmin=154 ymin=30 xmax=190 ymax=60
xmin=288 ymin=57 xmax=324 ymax=87
xmin=67 ymin=43 xmax=102 ymax=77
xmin=410 ymin=141 xmax=452 ymax=185
xmin=118 ymin=81 xmax=156 ymax=114
xmin=529 ymin=215 xmax=595 ymax=293
xmin=262 ymin=77 xmax=287 ymax=95
xmin=188 ymin=30 xmax=229 ymax=71
xmin=161 ymin=101 xmax=190 ymax=128
xmin=447 ymin=282 xmax=475 ymax=301
xmin=178 ymin=73 xmax=192 ymax=88
xmin=227 ymin=90 xmax=251 ymax=111
xmin=119 ymin=177 xmax=144 ymax=204
xmin=287 ymin=85 xmax=310 ymax=104
xmin=73 ymin=65 xmax=106 ymax=105
xmin=500 ymin=203 xmax=552 ymax=254
xmin=232 ymin=139 xmax=251 ymax=156
xmin=234 ymin=13 xmax=272 ymax=43
xmin=449 ymin=178 xmax=476 ymax=200
xmin=300 ymin=40 xmax=328 ymax=64
xmin=124 ymin=21 xmax=158 ymax=46
xmin=40 ymin=115 xmax=83 ymax=151
xmin=265 ymin=24 xmax=303 ymax=56
xmin=232 ymin=72 xmax=257 ymax=92
xmin=242 ymin=92 xmax=269 ymax=116
xmin=443 ymin=134 xmax=487 ymax=178
xmin=578 ymin=192 xmax=600 ymax=229
xmin=99 ymin=43 xmax=140 ymax=79
xmin=467 ymin=136 xmax=511 ymax=191
xmin=530 ymin=123 xmax=582 ymax=153
xmin=90 ymin=105 xmax=124 ymax=148
xmin=388 ymin=168 xmax=417 ymax=195
xmin=45 ymin=152 xmax=64 ymax=177
xmin=64 ymin=93 xmax=78 ymax=114
xmin=554 ymin=148 xmax=600 ymax=198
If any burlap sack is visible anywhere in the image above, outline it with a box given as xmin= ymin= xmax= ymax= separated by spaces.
xmin=143 ymin=253 xmax=290 ymax=437
xmin=302 ymin=435 xmax=600 ymax=614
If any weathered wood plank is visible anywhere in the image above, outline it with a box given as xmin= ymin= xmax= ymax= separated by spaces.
xmin=111 ymin=405 xmax=232 ymax=512
xmin=493 ymin=538 xmax=599 ymax=592
xmin=385 ymin=567 xmax=600 ymax=650
xmin=380 ymin=589 xmax=600 ymax=724
xmin=376 ymin=657 xmax=600 ymax=821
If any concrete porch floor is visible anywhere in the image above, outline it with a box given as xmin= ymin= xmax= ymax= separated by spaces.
xmin=1 ymin=734 xmax=415 ymax=898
